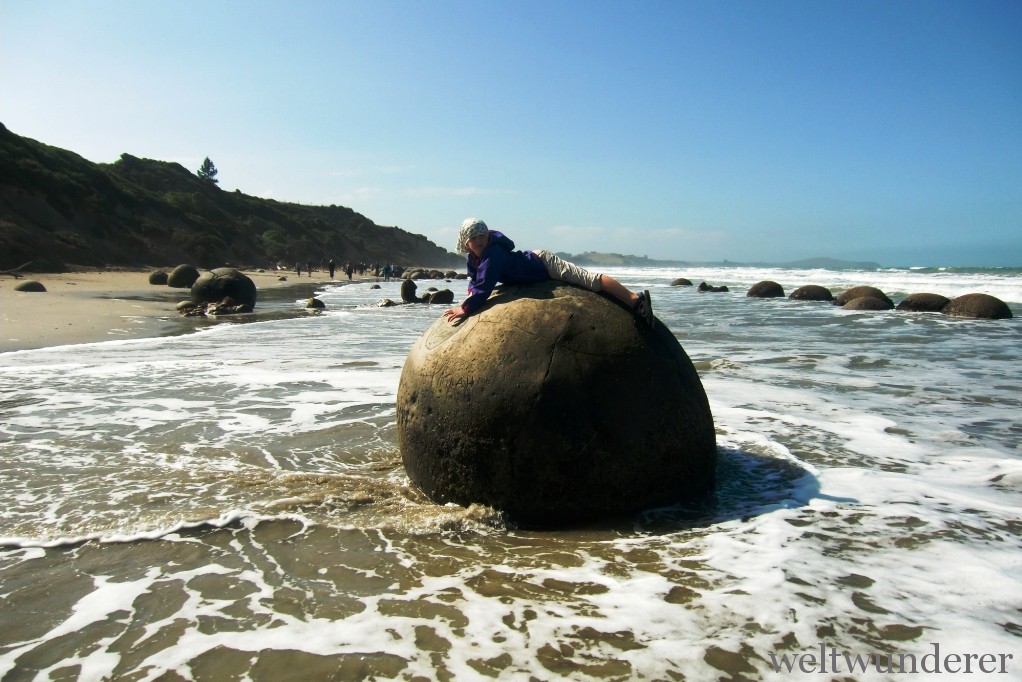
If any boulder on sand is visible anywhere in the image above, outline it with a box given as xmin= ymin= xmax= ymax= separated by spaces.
xmin=190 ymin=268 xmax=257 ymax=309
xmin=397 ymin=280 xmax=717 ymax=525
xmin=167 ymin=264 xmax=200 ymax=288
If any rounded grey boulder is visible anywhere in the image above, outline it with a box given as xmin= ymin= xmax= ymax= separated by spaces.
xmin=397 ymin=280 xmax=717 ymax=525
xmin=13 ymin=280 xmax=46 ymax=292
xmin=424 ymin=289 xmax=455 ymax=305
xmin=943 ymin=293 xmax=1013 ymax=320
xmin=167 ymin=264 xmax=200 ymax=288
xmin=842 ymin=296 xmax=894 ymax=311
xmin=190 ymin=268 xmax=257 ymax=308
xmin=747 ymin=280 xmax=784 ymax=298
xmin=400 ymin=279 xmax=421 ymax=303
xmin=834 ymin=286 xmax=893 ymax=308
xmin=789 ymin=285 xmax=834 ymax=302
xmin=896 ymin=293 xmax=950 ymax=313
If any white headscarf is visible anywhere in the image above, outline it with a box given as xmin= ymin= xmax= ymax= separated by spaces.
xmin=456 ymin=218 xmax=489 ymax=254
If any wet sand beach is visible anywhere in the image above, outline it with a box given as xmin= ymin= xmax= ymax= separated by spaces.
xmin=0 ymin=268 xmax=357 ymax=353
xmin=0 ymin=264 xmax=1019 ymax=680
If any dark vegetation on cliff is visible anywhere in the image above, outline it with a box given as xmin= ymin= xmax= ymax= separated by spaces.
xmin=0 ymin=123 xmax=460 ymax=272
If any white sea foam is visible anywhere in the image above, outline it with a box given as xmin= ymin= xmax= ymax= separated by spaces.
xmin=0 ymin=268 xmax=1019 ymax=679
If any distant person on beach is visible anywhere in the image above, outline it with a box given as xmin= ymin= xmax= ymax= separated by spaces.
xmin=329 ymin=259 xmax=336 ymax=279
xmin=296 ymin=262 xmax=302 ymax=277
xmin=442 ymin=218 xmax=653 ymax=327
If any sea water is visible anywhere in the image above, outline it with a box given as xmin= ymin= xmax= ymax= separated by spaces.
xmin=1 ymin=266 xmax=1019 ymax=681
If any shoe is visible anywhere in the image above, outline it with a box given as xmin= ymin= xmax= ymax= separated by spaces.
xmin=633 ymin=290 xmax=654 ymax=328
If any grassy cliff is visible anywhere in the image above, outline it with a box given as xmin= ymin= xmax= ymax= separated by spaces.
xmin=0 ymin=123 xmax=460 ymax=272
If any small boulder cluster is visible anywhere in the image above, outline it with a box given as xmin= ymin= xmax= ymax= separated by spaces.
xmin=403 ymin=267 xmax=464 ymax=281
xmin=739 ymin=280 xmax=1013 ymax=320
xmin=378 ymin=271 xmax=458 ymax=308
xmin=671 ymin=278 xmax=730 ymax=292
xmin=150 ymin=264 xmax=258 ymax=317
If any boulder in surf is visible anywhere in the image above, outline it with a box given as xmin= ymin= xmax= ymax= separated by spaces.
xmin=788 ymin=285 xmax=834 ymax=302
xmin=834 ymin=285 xmax=893 ymax=308
xmin=942 ymin=293 xmax=1013 ymax=320
xmin=896 ymin=293 xmax=950 ymax=313
xmin=396 ymin=280 xmax=717 ymax=525
xmin=747 ymin=280 xmax=785 ymax=298
xmin=842 ymin=296 xmax=894 ymax=311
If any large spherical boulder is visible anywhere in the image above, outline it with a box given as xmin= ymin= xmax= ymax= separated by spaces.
xmin=747 ymin=280 xmax=784 ymax=298
xmin=788 ymin=285 xmax=834 ymax=302
xmin=167 ymin=264 xmax=200 ymax=288
xmin=943 ymin=293 xmax=1013 ymax=319
xmin=148 ymin=270 xmax=169 ymax=285
xmin=13 ymin=280 xmax=46 ymax=292
xmin=671 ymin=278 xmax=693 ymax=286
xmin=834 ymin=285 xmax=893 ymax=308
xmin=896 ymin=293 xmax=950 ymax=313
xmin=190 ymin=268 xmax=257 ymax=308
xmin=397 ymin=280 xmax=717 ymax=525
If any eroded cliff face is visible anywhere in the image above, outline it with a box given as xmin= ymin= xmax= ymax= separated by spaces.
xmin=0 ymin=123 xmax=459 ymax=272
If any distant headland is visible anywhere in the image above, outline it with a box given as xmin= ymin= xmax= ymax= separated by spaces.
xmin=556 ymin=251 xmax=882 ymax=271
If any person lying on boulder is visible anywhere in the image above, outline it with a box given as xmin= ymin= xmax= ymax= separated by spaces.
xmin=442 ymin=218 xmax=654 ymax=327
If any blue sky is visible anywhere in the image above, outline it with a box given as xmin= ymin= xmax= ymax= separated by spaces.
xmin=2 ymin=0 xmax=1020 ymax=266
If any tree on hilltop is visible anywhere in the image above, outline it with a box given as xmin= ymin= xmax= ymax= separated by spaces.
xmin=197 ymin=157 xmax=219 ymax=185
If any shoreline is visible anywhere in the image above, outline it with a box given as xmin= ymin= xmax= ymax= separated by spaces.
xmin=0 ymin=269 xmax=368 ymax=353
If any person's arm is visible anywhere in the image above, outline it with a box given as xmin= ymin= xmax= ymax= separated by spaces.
xmin=443 ymin=249 xmax=506 ymax=322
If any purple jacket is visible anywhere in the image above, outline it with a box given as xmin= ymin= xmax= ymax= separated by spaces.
xmin=461 ymin=231 xmax=549 ymax=315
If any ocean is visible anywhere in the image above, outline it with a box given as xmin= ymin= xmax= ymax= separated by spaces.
xmin=1 ymin=266 xmax=1019 ymax=681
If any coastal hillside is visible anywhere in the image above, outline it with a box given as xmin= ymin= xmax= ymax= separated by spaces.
xmin=0 ymin=123 xmax=461 ymax=272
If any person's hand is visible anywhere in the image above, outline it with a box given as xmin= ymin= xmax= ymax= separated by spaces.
xmin=442 ymin=306 xmax=467 ymax=324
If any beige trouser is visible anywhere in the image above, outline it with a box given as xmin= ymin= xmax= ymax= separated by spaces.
xmin=532 ymin=250 xmax=603 ymax=293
